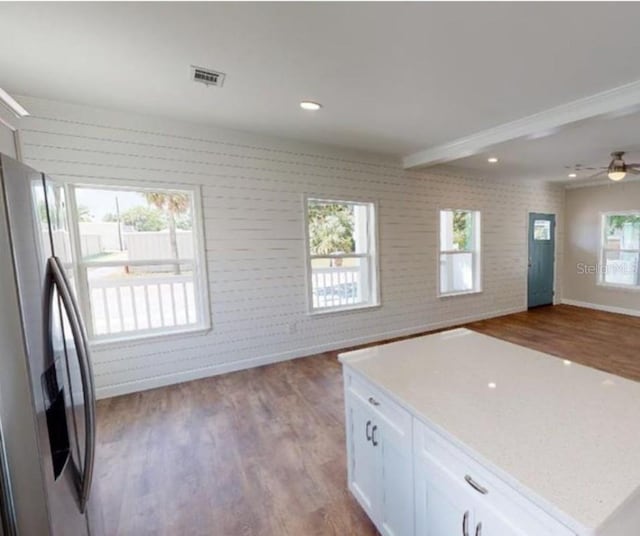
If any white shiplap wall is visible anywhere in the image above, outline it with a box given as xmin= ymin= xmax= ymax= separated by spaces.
xmin=16 ymin=96 xmax=564 ymax=398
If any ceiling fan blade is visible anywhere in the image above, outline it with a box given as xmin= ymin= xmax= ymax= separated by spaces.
xmin=626 ymin=163 xmax=640 ymax=167
xmin=586 ymin=170 xmax=607 ymax=180
xmin=627 ymin=168 xmax=640 ymax=175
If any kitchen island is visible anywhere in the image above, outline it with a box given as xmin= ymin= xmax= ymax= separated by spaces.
xmin=338 ymin=328 xmax=640 ymax=536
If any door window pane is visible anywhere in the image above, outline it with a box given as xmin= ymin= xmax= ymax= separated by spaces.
xmin=534 ymin=220 xmax=551 ymax=241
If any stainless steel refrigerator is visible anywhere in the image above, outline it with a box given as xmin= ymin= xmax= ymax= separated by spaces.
xmin=0 ymin=153 xmax=102 ymax=535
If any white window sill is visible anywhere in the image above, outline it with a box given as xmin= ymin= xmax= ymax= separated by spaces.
xmin=308 ymin=302 xmax=381 ymax=317
xmin=89 ymin=325 xmax=211 ymax=350
xmin=438 ymin=289 xmax=482 ymax=299
xmin=596 ymin=282 xmax=640 ymax=292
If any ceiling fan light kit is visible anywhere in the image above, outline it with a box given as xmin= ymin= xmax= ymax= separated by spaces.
xmin=607 ymin=152 xmax=627 ymax=181
xmin=607 ymin=170 xmax=626 ymax=181
xmin=602 ymin=151 xmax=640 ymax=182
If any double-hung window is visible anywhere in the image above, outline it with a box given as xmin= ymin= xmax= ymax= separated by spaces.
xmin=305 ymin=197 xmax=379 ymax=312
xmin=600 ymin=212 xmax=640 ymax=288
xmin=439 ymin=209 xmax=481 ymax=296
xmin=55 ymin=182 xmax=209 ymax=342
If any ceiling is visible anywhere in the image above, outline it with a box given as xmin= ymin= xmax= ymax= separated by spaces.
xmin=435 ymin=110 xmax=640 ymax=185
xmin=2 ymin=2 xmax=640 ymax=179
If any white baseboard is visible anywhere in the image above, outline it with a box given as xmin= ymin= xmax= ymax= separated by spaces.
xmin=95 ymin=305 xmax=524 ymax=399
xmin=561 ymin=299 xmax=640 ymax=318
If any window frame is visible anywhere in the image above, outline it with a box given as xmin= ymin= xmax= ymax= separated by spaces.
xmin=438 ymin=208 xmax=482 ymax=298
xmin=303 ymin=195 xmax=380 ymax=314
xmin=61 ymin=178 xmax=211 ymax=345
xmin=598 ymin=211 xmax=640 ymax=291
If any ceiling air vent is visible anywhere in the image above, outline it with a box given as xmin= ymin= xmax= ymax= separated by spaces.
xmin=191 ymin=65 xmax=225 ymax=87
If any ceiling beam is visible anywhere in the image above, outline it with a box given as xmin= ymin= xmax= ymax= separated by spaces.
xmin=403 ymin=78 xmax=640 ymax=170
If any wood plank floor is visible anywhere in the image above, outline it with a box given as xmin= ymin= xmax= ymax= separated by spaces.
xmin=467 ymin=305 xmax=640 ymax=382
xmin=95 ymin=305 xmax=640 ymax=535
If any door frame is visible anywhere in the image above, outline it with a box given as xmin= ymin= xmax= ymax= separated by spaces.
xmin=526 ymin=211 xmax=557 ymax=309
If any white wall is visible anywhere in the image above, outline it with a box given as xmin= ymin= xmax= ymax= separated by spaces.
xmin=563 ymin=181 xmax=640 ymax=315
xmin=17 ymin=96 xmax=565 ymax=398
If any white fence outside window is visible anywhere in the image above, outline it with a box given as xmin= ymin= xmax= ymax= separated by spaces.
xmin=89 ymin=273 xmax=197 ymax=335
xmin=311 ymin=265 xmax=363 ymax=309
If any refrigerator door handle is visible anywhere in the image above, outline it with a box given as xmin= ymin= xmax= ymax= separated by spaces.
xmin=44 ymin=256 xmax=96 ymax=514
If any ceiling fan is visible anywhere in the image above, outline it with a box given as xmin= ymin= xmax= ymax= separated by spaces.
xmin=593 ymin=152 xmax=640 ymax=182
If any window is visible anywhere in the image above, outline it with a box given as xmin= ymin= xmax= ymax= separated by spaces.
xmin=600 ymin=212 xmax=640 ymax=288
xmin=439 ymin=209 xmax=481 ymax=296
xmin=533 ymin=219 xmax=551 ymax=241
xmin=306 ymin=197 xmax=379 ymax=312
xmin=44 ymin=182 xmax=209 ymax=342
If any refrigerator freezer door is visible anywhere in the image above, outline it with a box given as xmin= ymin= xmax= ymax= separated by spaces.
xmin=44 ymin=256 xmax=97 ymax=513
xmin=0 ymin=154 xmax=92 ymax=536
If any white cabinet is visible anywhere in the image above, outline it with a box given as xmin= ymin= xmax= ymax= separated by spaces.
xmin=376 ymin=410 xmax=413 ymax=536
xmin=346 ymin=391 xmax=378 ymax=518
xmin=415 ymin=453 xmax=525 ymax=536
xmin=415 ymin=453 xmax=475 ymax=536
xmin=479 ymin=500 xmax=528 ymax=536
xmin=344 ymin=371 xmax=413 ymax=536
xmin=343 ymin=367 xmax=576 ymax=536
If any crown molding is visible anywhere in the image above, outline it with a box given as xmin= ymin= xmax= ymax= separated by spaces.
xmin=403 ymin=78 xmax=640 ymax=170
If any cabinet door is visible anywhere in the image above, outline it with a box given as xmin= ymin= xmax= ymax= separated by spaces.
xmin=377 ymin=417 xmax=413 ymax=536
xmin=475 ymin=501 xmax=537 ymax=536
xmin=345 ymin=392 xmax=378 ymax=519
xmin=415 ymin=454 xmax=475 ymax=536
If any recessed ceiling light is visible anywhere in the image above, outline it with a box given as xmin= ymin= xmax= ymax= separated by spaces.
xmin=487 ymin=157 xmax=498 ymax=163
xmin=300 ymin=101 xmax=322 ymax=111
xmin=568 ymin=173 xmax=577 ymax=178
xmin=488 ymin=382 xmax=497 ymax=389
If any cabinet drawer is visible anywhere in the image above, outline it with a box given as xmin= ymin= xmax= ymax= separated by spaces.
xmin=414 ymin=420 xmax=575 ymax=536
xmin=345 ymin=370 xmax=411 ymax=443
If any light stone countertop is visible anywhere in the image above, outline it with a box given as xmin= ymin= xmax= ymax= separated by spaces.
xmin=338 ymin=328 xmax=640 ymax=533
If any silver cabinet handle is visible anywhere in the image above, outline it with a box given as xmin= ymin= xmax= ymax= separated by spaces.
xmin=365 ymin=420 xmax=372 ymax=442
xmin=465 ymin=474 xmax=488 ymax=495
xmin=462 ymin=511 xmax=469 ymax=536
xmin=368 ymin=396 xmax=380 ymax=406
xmin=44 ymin=256 xmax=96 ymax=514
xmin=475 ymin=522 xmax=482 ymax=536
xmin=371 ymin=425 xmax=378 ymax=446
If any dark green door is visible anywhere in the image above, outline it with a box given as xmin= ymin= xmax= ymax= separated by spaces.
xmin=528 ymin=213 xmax=555 ymax=308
